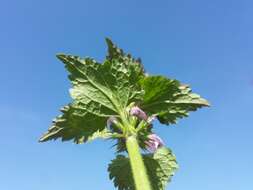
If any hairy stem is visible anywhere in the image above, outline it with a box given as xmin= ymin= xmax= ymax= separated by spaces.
xmin=126 ymin=135 xmax=152 ymax=190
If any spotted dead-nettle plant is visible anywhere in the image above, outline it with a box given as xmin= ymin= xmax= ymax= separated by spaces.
xmin=39 ymin=39 xmax=209 ymax=190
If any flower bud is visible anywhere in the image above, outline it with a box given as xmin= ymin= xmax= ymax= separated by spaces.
xmin=129 ymin=106 xmax=148 ymax=121
xmin=145 ymin=134 xmax=164 ymax=152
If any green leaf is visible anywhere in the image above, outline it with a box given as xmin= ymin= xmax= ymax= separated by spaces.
xmin=108 ymin=155 xmax=135 ymax=190
xmin=139 ymin=75 xmax=210 ymax=125
xmin=108 ymin=147 xmax=178 ymax=190
xmin=39 ymin=39 xmax=145 ymax=143
xmin=39 ymin=105 xmax=110 ymax=143
xmin=86 ymin=128 xmax=112 ymax=142
xmin=145 ymin=147 xmax=178 ymax=190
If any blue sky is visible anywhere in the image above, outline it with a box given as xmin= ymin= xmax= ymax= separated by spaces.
xmin=1 ymin=0 xmax=252 ymax=189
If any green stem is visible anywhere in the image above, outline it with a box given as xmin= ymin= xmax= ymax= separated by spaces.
xmin=126 ymin=136 xmax=152 ymax=190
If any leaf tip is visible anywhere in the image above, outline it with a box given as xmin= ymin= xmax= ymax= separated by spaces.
xmin=202 ymin=99 xmax=211 ymax=107
xmin=56 ymin=53 xmax=66 ymax=61
xmin=105 ymin=37 xmax=113 ymax=45
xmin=38 ymin=136 xmax=46 ymax=143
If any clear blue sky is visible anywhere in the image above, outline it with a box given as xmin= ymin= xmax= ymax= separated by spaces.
xmin=1 ymin=0 xmax=252 ymax=189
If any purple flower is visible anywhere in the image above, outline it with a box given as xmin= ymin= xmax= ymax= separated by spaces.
xmin=145 ymin=134 xmax=164 ymax=152
xmin=129 ymin=106 xmax=148 ymax=121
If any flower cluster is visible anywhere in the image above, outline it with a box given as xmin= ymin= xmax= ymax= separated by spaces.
xmin=106 ymin=106 xmax=164 ymax=152
xmin=130 ymin=106 xmax=164 ymax=152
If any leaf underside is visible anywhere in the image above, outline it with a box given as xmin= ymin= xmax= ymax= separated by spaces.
xmin=39 ymin=38 xmax=209 ymax=143
xmin=39 ymin=39 xmax=145 ymax=143
xmin=139 ymin=76 xmax=209 ymax=125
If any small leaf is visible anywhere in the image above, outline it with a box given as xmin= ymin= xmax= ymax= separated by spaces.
xmin=108 ymin=147 xmax=178 ymax=190
xmin=145 ymin=147 xmax=178 ymax=190
xmin=139 ymin=76 xmax=209 ymax=125
xmin=108 ymin=155 xmax=135 ymax=190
